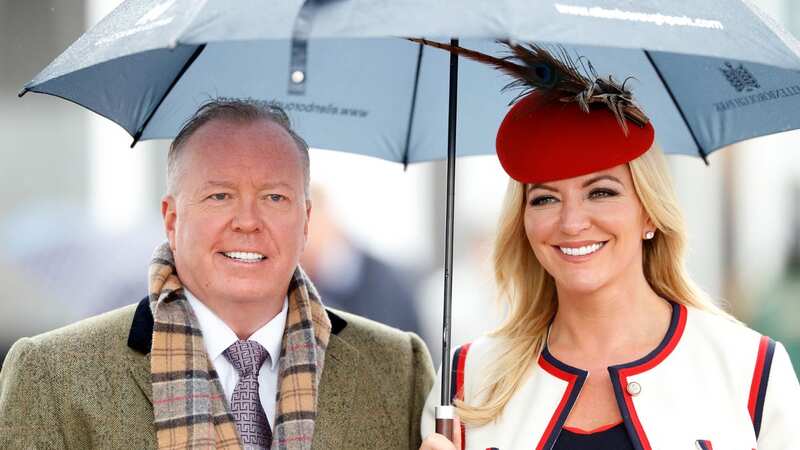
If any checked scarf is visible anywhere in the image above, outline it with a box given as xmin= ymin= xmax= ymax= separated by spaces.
xmin=148 ymin=242 xmax=331 ymax=449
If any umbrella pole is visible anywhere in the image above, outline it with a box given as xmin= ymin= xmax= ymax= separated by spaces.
xmin=435 ymin=38 xmax=459 ymax=443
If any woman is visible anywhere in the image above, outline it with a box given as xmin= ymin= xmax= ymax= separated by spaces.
xmin=418 ymin=42 xmax=800 ymax=450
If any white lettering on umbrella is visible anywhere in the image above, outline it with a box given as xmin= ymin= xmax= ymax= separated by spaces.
xmin=554 ymin=3 xmax=724 ymax=30
xmin=135 ymin=0 xmax=177 ymax=26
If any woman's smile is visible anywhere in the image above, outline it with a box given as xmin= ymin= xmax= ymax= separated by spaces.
xmin=554 ymin=240 xmax=608 ymax=260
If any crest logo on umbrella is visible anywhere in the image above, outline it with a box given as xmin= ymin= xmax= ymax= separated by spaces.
xmin=720 ymin=62 xmax=760 ymax=92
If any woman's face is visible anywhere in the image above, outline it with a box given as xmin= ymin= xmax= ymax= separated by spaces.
xmin=523 ymin=164 xmax=652 ymax=295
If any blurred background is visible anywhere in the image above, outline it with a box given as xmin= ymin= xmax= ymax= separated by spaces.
xmin=1 ymin=0 xmax=798 ymax=371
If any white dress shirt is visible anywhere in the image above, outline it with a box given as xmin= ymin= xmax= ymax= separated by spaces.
xmin=186 ymin=290 xmax=287 ymax=428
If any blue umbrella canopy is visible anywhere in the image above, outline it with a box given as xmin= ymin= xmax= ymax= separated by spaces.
xmin=21 ymin=0 xmax=800 ymax=161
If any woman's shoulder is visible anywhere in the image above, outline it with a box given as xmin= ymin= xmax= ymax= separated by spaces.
xmin=684 ymin=304 xmax=763 ymax=344
xmin=682 ymin=304 xmax=780 ymax=375
xmin=453 ymin=334 xmax=509 ymax=370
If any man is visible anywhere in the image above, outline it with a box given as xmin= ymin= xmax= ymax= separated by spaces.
xmin=0 ymin=99 xmax=434 ymax=449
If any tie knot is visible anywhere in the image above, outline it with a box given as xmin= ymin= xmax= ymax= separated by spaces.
xmin=223 ymin=340 xmax=270 ymax=377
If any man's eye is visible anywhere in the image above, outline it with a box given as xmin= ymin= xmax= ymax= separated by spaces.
xmin=589 ymin=188 xmax=618 ymax=199
xmin=529 ymin=195 xmax=558 ymax=206
xmin=266 ymin=194 xmax=286 ymax=202
xmin=208 ymin=193 xmax=229 ymax=201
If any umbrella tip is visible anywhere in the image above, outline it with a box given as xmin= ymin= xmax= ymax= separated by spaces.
xmin=18 ymin=88 xmax=28 ymax=98
xmin=130 ymin=132 xmax=142 ymax=148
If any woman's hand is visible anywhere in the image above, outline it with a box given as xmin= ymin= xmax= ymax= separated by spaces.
xmin=419 ymin=418 xmax=462 ymax=450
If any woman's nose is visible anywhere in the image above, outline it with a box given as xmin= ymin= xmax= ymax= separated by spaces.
xmin=558 ymin=199 xmax=591 ymax=235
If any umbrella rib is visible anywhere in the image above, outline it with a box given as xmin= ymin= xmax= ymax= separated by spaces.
xmin=643 ymin=50 xmax=709 ymax=165
xmin=402 ymin=43 xmax=425 ymax=168
xmin=130 ymin=44 xmax=207 ymax=148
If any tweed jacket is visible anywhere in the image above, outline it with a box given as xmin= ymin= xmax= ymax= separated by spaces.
xmin=422 ymin=303 xmax=800 ymax=450
xmin=0 ymin=298 xmax=434 ymax=449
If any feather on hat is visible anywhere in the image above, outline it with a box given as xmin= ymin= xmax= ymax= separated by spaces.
xmin=409 ymin=39 xmax=655 ymax=183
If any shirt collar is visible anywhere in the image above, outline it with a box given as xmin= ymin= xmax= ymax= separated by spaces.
xmin=185 ymin=289 xmax=288 ymax=371
xmin=248 ymin=297 xmax=287 ymax=371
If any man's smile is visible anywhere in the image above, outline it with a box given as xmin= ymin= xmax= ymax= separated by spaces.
xmin=220 ymin=251 xmax=267 ymax=263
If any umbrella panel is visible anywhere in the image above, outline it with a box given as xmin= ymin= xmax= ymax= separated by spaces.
xmin=140 ymin=40 xmax=705 ymax=159
xmin=27 ymin=37 xmax=800 ymax=161
xmin=30 ymin=46 xmax=199 ymax=135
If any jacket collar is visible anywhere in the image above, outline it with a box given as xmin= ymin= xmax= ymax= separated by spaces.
xmin=538 ymin=301 xmax=686 ymax=375
xmin=127 ymin=297 xmax=348 ymax=355
xmin=535 ymin=301 xmax=687 ymax=450
xmin=125 ymin=296 xmax=358 ymax=446
xmin=606 ymin=302 xmax=687 ymax=450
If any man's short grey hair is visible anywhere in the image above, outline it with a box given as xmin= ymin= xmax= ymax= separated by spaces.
xmin=166 ymin=98 xmax=310 ymax=196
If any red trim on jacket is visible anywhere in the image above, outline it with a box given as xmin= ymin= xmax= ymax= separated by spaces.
xmin=535 ymin=354 xmax=587 ymax=450
xmin=610 ymin=303 xmax=688 ymax=450
xmin=563 ymin=420 xmax=624 ymax=435
xmin=696 ymin=439 xmax=713 ymax=450
xmin=452 ymin=343 xmax=471 ymax=450
xmin=747 ymin=335 xmax=775 ymax=438
xmin=748 ymin=336 xmax=770 ymax=419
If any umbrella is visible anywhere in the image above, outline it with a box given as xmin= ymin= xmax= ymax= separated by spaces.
xmin=20 ymin=0 xmax=800 ymax=439
xmin=19 ymin=1 xmax=800 ymax=160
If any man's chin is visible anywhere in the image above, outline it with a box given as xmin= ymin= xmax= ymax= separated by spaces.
xmin=184 ymin=271 xmax=292 ymax=306
xmin=219 ymin=290 xmax=284 ymax=305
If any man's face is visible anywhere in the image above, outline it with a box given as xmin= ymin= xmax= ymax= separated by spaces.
xmin=162 ymin=119 xmax=310 ymax=307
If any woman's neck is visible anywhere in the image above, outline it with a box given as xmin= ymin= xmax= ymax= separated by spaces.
xmin=547 ymin=275 xmax=672 ymax=368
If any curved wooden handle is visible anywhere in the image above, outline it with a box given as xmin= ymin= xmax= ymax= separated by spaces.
xmin=435 ymin=417 xmax=454 ymax=442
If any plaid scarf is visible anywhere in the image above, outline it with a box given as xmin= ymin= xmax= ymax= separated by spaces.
xmin=148 ymin=242 xmax=331 ymax=449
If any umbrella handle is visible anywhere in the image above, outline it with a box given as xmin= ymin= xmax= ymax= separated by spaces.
xmin=435 ymin=405 xmax=455 ymax=442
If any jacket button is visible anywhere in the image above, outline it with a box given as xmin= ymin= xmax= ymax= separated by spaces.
xmin=626 ymin=381 xmax=641 ymax=396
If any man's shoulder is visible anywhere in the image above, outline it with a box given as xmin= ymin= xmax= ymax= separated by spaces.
xmin=19 ymin=302 xmax=139 ymax=359
xmin=0 ymin=302 xmax=154 ymax=449
xmin=329 ymin=307 xmax=417 ymax=346
xmin=326 ymin=307 xmax=430 ymax=363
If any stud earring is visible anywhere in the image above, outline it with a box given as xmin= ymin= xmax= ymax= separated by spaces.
xmin=644 ymin=231 xmax=655 ymax=240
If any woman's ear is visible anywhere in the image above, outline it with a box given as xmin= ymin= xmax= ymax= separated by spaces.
xmin=643 ymin=216 xmax=657 ymax=240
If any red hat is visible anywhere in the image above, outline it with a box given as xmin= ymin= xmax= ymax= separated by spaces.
xmin=408 ymin=39 xmax=654 ymax=183
xmin=496 ymin=91 xmax=655 ymax=183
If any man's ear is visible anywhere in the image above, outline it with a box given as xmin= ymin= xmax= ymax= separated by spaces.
xmin=303 ymin=199 xmax=312 ymax=246
xmin=162 ymin=195 xmax=177 ymax=251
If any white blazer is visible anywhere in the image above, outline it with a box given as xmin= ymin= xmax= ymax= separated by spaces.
xmin=422 ymin=303 xmax=800 ymax=450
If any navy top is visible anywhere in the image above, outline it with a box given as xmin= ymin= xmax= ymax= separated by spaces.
xmin=553 ymin=422 xmax=634 ymax=450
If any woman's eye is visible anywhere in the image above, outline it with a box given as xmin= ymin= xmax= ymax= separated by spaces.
xmin=208 ymin=193 xmax=229 ymax=201
xmin=589 ymin=188 xmax=618 ymax=199
xmin=529 ymin=195 xmax=558 ymax=206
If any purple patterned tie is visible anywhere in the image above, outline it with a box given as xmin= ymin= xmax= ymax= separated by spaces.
xmin=223 ymin=340 xmax=272 ymax=449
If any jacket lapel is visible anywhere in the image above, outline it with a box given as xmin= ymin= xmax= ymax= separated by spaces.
xmin=127 ymin=351 xmax=153 ymax=404
xmin=126 ymin=298 xmax=154 ymax=404
xmin=312 ymin=331 xmax=360 ymax=449
xmin=125 ymin=297 xmax=357 ymax=416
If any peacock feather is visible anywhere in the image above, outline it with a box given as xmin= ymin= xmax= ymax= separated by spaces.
xmin=407 ymin=38 xmax=649 ymax=134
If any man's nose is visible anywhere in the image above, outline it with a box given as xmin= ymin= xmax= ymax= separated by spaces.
xmin=232 ymin=199 xmax=262 ymax=232
xmin=558 ymin=199 xmax=591 ymax=235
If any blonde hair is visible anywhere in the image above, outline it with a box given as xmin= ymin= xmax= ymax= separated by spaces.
xmin=456 ymin=145 xmax=732 ymax=425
